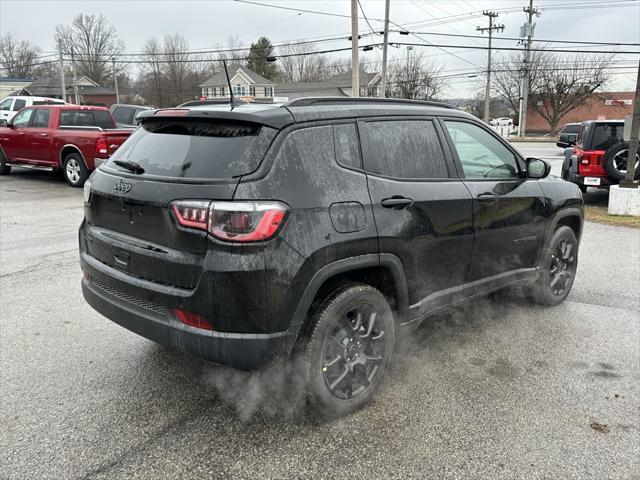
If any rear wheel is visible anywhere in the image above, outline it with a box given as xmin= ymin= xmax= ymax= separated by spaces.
xmin=0 ymin=149 xmax=10 ymax=175
xmin=62 ymin=153 xmax=89 ymax=187
xmin=528 ymin=226 xmax=578 ymax=306
xmin=305 ymin=284 xmax=395 ymax=418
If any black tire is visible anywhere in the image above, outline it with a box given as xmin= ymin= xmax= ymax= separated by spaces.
xmin=0 ymin=149 xmax=10 ymax=175
xmin=603 ymin=141 xmax=640 ymax=182
xmin=528 ymin=226 xmax=578 ymax=306
xmin=305 ymin=283 xmax=395 ymax=419
xmin=62 ymin=153 xmax=89 ymax=187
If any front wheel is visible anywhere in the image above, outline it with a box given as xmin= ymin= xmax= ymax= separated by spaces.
xmin=305 ymin=284 xmax=395 ymax=419
xmin=528 ymin=226 xmax=578 ymax=306
xmin=62 ymin=153 xmax=89 ymax=187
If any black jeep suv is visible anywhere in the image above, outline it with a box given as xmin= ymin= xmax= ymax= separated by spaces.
xmin=80 ymin=98 xmax=583 ymax=417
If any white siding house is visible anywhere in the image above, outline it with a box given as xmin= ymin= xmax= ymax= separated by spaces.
xmin=200 ymin=66 xmax=275 ymax=101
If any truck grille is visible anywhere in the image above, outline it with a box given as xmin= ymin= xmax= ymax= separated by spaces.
xmin=90 ymin=276 xmax=167 ymax=315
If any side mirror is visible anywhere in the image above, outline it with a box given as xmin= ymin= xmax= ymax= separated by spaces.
xmin=526 ymin=157 xmax=551 ymax=179
xmin=0 ymin=119 xmax=8 ymax=127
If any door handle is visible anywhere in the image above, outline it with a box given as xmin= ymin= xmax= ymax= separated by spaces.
xmin=477 ymin=193 xmax=499 ymax=204
xmin=381 ymin=197 xmax=414 ymax=209
xmin=40 ymin=133 xmax=48 ymax=137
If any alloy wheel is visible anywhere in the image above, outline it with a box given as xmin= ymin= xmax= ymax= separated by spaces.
xmin=66 ymin=158 xmax=81 ymax=184
xmin=321 ymin=305 xmax=387 ymax=400
xmin=613 ymin=149 xmax=640 ymax=174
xmin=549 ymin=238 xmax=576 ymax=296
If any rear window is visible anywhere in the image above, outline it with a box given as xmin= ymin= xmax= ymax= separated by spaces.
xmin=112 ymin=107 xmax=134 ymax=125
xmin=590 ymin=123 xmax=623 ymax=150
xmin=561 ymin=124 xmax=581 ymax=134
xmin=60 ymin=110 xmax=115 ymax=129
xmin=106 ymin=118 xmax=276 ymax=179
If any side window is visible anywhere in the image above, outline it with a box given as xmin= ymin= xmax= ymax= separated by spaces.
xmin=31 ymin=109 xmax=51 ymax=128
xmin=444 ymin=121 xmax=519 ymax=179
xmin=0 ymin=98 xmax=13 ymax=111
xmin=12 ymin=99 xmax=26 ymax=111
xmin=112 ymin=107 xmax=133 ymax=125
xmin=12 ymin=108 xmax=34 ymax=127
xmin=333 ymin=123 xmax=361 ymax=169
xmin=361 ymin=119 xmax=449 ymax=179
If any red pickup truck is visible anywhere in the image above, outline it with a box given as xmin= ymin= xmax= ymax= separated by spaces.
xmin=0 ymin=105 xmax=132 ymax=187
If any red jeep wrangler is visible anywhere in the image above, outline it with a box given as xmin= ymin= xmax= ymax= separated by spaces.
xmin=562 ymin=120 xmax=640 ymax=192
xmin=0 ymin=105 xmax=132 ymax=187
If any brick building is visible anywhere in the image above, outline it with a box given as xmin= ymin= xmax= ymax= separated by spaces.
xmin=525 ymin=91 xmax=634 ymax=133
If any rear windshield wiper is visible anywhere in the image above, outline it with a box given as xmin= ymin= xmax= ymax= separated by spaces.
xmin=113 ymin=160 xmax=145 ymax=175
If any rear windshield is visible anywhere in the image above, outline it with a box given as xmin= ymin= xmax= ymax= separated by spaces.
xmin=60 ymin=110 xmax=115 ymax=129
xmin=589 ymin=123 xmax=623 ymax=150
xmin=561 ymin=124 xmax=581 ymax=134
xmin=105 ymin=118 xmax=275 ymax=179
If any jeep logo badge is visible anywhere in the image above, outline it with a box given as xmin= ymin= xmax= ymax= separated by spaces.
xmin=113 ymin=179 xmax=132 ymax=194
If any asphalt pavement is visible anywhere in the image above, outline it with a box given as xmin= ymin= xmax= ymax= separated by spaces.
xmin=1 ymin=168 xmax=639 ymax=480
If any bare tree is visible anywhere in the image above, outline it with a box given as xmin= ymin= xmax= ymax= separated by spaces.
xmin=139 ymin=37 xmax=165 ymax=107
xmin=277 ymin=42 xmax=330 ymax=83
xmin=54 ymin=13 xmax=125 ymax=84
xmin=492 ymin=49 xmax=545 ymax=115
xmin=386 ymin=50 xmax=445 ymax=100
xmin=530 ymin=53 xmax=612 ymax=134
xmin=0 ymin=34 xmax=43 ymax=78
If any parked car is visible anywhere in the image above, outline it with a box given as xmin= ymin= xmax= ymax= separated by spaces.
xmin=109 ymin=104 xmax=152 ymax=128
xmin=490 ymin=117 xmax=513 ymax=127
xmin=556 ymin=122 xmax=581 ymax=148
xmin=0 ymin=95 xmax=66 ymax=122
xmin=562 ymin=119 xmax=639 ymax=192
xmin=79 ymin=97 xmax=583 ymax=418
xmin=0 ymin=105 xmax=132 ymax=186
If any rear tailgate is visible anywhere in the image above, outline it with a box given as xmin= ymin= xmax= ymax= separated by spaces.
xmin=103 ymin=129 xmax=134 ymax=156
xmin=83 ymin=116 xmax=277 ymax=288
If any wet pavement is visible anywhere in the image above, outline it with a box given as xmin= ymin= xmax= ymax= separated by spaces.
xmin=1 ymin=169 xmax=639 ymax=479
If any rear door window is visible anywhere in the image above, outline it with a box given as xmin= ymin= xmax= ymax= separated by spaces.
xmin=361 ymin=119 xmax=449 ymax=179
xmin=93 ymin=110 xmax=115 ymax=129
xmin=106 ymin=118 xmax=276 ymax=179
xmin=12 ymin=108 xmax=33 ymax=127
xmin=333 ymin=123 xmax=361 ymax=169
xmin=12 ymin=99 xmax=26 ymax=111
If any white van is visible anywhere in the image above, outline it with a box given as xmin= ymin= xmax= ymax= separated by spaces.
xmin=0 ymin=95 xmax=67 ymax=122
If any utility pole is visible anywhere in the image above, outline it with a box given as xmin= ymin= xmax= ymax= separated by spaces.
xmin=518 ymin=0 xmax=540 ymax=137
xmin=58 ymin=40 xmax=66 ymax=103
xmin=351 ymin=0 xmax=360 ymax=97
xmin=477 ymin=11 xmax=504 ymax=123
xmin=620 ymin=60 xmax=640 ymax=189
xmin=112 ymin=57 xmax=120 ymax=104
xmin=70 ymin=49 xmax=80 ymax=105
xmin=380 ymin=0 xmax=390 ymax=98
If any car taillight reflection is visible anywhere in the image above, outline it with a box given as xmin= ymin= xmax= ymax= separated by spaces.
xmin=170 ymin=200 xmax=287 ymax=242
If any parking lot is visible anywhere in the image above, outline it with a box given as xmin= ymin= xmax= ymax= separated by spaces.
xmin=1 ymin=159 xmax=638 ymax=479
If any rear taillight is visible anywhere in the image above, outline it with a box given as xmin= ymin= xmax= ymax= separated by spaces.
xmin=170 ymin=200 xmax=287 ymax=243
xmin=95 ymin=137 xmax=108 ymax=155
xmin=175 ymin=309 xmax=213 ymax=330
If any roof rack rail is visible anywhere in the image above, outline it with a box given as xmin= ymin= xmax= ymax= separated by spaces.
xmin=282 ymin=96 xmax=456 ymax=109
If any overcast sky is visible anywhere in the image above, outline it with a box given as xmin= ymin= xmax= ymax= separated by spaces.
xmin=1 ymin=0 xmax=638 ymax=97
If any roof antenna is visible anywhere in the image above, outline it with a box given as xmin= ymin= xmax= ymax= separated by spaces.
xmin=223 ymin=60 xmax=246 ymax=109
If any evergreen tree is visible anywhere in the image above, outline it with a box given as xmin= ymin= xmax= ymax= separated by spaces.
xmin=246 ymin=37 xmax=278 ymax=80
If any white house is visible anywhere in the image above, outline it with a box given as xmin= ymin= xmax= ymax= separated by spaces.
xmin=199 ymin=66 xmax=275 ymax=100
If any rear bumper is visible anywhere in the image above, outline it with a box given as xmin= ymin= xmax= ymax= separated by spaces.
xmin=81 ymin=275 xmax=289 ymax=370
xmin=575 ymin=175 xmax=612 ymax=188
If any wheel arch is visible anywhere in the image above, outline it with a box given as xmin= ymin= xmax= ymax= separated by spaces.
xmin=286 ymin=253 xmax=409 ymax=351
xmin=59 ymin=144 xmax=87 ymax=169
xmin=549 ymin=207 xmax=584 ymax=247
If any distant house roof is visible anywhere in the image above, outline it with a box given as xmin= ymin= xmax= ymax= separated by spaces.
xmin=0 ymin=77 xmax=34 ymax=82
xmin=200 ymin=66 xmax=275 ymax=87
xmin=19 ymin=76 xmax=115 ymax=97
xmin=277 ymin=82 xmax=350 ymax=100
xmin=328 ymin=68 xmax=379 ymax=86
